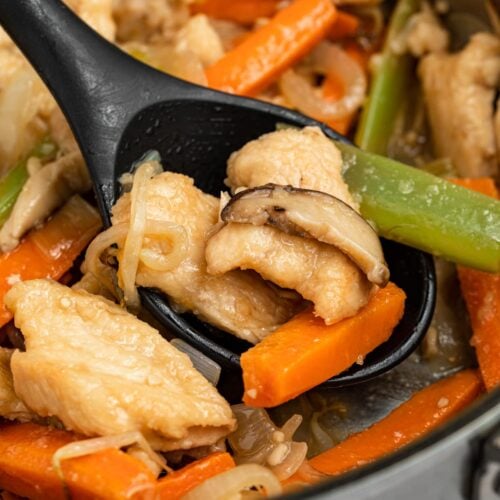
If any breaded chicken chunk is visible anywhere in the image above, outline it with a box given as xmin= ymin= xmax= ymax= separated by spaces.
xmin=226 ymin=126 xmax=356 ymax=209
xmin=5 ymin=279 xmax=236 ymax=451
xmin=419 ymin=33 xmax=500 ymax=178
xmin=207 ymin=127 xmax=374 ymax=325
xmin=206 ymin=224 xmax=373 ymax=325
xmin=0 ymin=348 xmax=33 ymax=422
xmin=112 ymin=171 xmax=299 ymax=343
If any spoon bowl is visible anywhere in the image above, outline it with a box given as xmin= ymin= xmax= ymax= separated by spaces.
xmin=0 ymin=0 xmax=436 ymax=392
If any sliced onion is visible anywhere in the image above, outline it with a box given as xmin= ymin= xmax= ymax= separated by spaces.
xmin=279 ymin=43 xmax=366 ymax=122
xmin=171 ymin=338 xmax=221 ymax=386
xmin=280 ymin=414 xmax=302 ymax=441
xmin=119 ymin=161 xmax=162 ymax=310
xmin=310 ymin=412 xmax=334 ymax=451
xmin=124 ymin=41 xmax=207 ymax=86
xmin=271 ymin=442 xmax=308 ymax=480
xmin=140 ymin=221 xmax=187 ymax=272
xmin=52 ymin=431 xmax=167 ymax=480
xmin=83 ymin=222 xmax=129 ymax=299
xmin=183 ymin=464 xmax=282 ymax=500
xmin=229 ymin=405 xmax=276 ymax=465
xmin=229 ymin=405 xmax=307 ymax=480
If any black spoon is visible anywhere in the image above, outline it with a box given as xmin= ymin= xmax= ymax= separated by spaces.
xmin=0 ymin=0 xmax=435 ymax=394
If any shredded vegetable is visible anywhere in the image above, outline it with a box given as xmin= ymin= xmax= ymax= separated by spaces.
xmin=338 ymin=141 xmax=500 ymax=272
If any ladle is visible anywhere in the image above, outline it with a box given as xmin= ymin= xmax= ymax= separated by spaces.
xmin=0 ymin=0 xmax=435 ymax=395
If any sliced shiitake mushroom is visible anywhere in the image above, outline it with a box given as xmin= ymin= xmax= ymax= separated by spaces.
xmin=221 ymin=184 xmax=390 ymax=286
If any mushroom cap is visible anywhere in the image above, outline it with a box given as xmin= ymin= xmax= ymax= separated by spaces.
xmin=221 ymin=184 xmax=390 ymax=287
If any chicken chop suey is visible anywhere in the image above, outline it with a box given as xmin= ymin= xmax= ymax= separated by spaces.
xmin=106 ymin=127 xmax=376 ymax=334
xmin=0 ymin=127 xmax=385 ymax=485
xmin=0 ymin=0 xmax=497 ymax=498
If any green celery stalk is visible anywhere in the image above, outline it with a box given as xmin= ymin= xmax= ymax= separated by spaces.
xmin=355 ymin=0 xmax=420 ymax=154
xmin=338 ymin=141 xmax=500 ymax=273
xmin=0 ymin=139 xmax=57 ymax=228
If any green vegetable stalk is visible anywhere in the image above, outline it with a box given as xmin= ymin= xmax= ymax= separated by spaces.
xmin=0 ymin=139 xmax=57 ymax=229
xmin=338 ymin=141 xmax=500 ymax=273
xmin=355 ymin=0 xmax=420 ymax=154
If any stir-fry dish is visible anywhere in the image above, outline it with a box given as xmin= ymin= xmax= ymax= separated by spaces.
xmin=0 ymin=0 xmax=498 ymax=498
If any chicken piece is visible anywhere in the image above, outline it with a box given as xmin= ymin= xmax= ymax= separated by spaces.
xmin=403 ymin=1 xmax=449 ymax=57
xmin=0 ymin=348 xmax=34 ymax=422
xmin=5 ymin=279 xmax=236 ymax=451
xmin=226 ymin=126 xmax=357 ymax=210
xmin=208 ymin=127 xmax=374 ymax=324
xmin=65 ymin=0 xmax=116 ymax=41
xmin=0 ymin=29 xmax=24 ymax=92
xmin=112 ymin=0 xmax=190 ymax=43
xmin=419 ymin=33 xmax=500 ymax=178
xmin=175 ymin=14 xmax=224 ymax=66
xmin=0 ymin=65 xmax=54 ymax=171
xmin=206 ymin=224 xmax=373 ymax=325
xmin=112 ymin=172 xmax=299 ymax=343
xmin=0 ymin=152 xmax=91 ymax=252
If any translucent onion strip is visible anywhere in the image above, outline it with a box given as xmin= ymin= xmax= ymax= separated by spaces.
xmin=83 ymin=222 xmax=128 ymax=298
xmin=171 ymin=338 xmax=222 ymax=386
xmin=52 ymin=431 xmax=167 ymax=480
xmin=279 ymin=43 xmax=367 ymax=122
xmin=119 ymin=161 xmax=161 ymax=310
xmin=139 ymin=220 xmax=187 ymax=272
xmin=183 ymin=464 xmax=282 ymax=500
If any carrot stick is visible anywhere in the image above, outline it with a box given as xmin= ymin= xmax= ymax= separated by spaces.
xmin=451 ymin=178 xmax=500 ymax=391
xmin=450 ymin=178 xmax=497 ymax=198
xmin=0 ymin=422 xmax=156 ymax=500
xmin=205 ymin=0 xmax=337 ymax=96
xmin=242 ymin=282 xmax=406 ymax=408
xmin=307 ymin=369 xmax=482 ymax=476
xmin=191 ymin=0 xmax=279 ymax=25
xmin=328 ymin=11 xmax=360 ymax=40
xmin=0 ymin=195 xmax=101 ymax=327
xmin=152 ymin=452 xmax=235 ymax=499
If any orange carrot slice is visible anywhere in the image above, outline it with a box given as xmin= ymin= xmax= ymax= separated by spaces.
xmin=242 ymin=282 xmax=406 ymax=408
xmin=328 ymin=11 xmax=360 ymax=40
xmin=0 ymin=196 xmax=101 ymax=327
xmin=191 ymin=0 xmax=279 ymax=25
xmin=0 ymin=422 xmax=156 ymax=500
xmin=205 ymin=0 xmax=337 ymax=96
xmin=451 ymin=178 xmax=500 ymax=391
xmin=308 ymin=369 xmax=482 ymax=476
xmin=152 ymin=452 xmax=235 ymax=499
